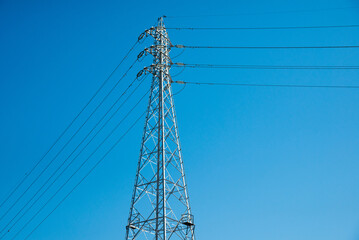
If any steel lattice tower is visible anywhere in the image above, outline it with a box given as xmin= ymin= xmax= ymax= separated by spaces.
xmin=125 ymin=17 xmax=195 ymax=240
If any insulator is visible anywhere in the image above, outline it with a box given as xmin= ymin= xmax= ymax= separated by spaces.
xmin=137 ymin=51 xmax=145 ymax=60
xmin=136 ymin=70 xmax=144 ymax=78
xmin=174 ymin=80 xmax=185 ymax=84
xmin=138 ymin=32 xmax=145 ymax=41
xmin=125 ymin=17 xmax=195 ymax=240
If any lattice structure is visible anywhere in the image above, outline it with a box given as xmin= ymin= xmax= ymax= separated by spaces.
xmin=125 ymin=17 xmax=195 ymax=240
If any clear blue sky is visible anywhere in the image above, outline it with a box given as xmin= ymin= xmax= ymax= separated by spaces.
xmin=1 ymin=0 xmax=359 ymax=239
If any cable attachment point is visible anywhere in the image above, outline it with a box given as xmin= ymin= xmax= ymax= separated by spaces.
xmin=137 ymin=50 xmax=146 ymax=61
xmin=136 ymin=70 xmax=144 ymax=78
xmin=172 ymin=80 xmax=186 ymax=84
xmin=139 ymin=27 xmax=172 ymax=45
xmin=139 ymin=65 xmax=172 ymax=78
xmin=174 ymin=45 xmax=185 ymax=49
xmin=138 ymin=32 xmax=145 ymax=41
xmin=139 ymin=46 xmax=172 ymax=64
xmin=137 ymin=47 xmax=156 ymax=61
xmin=137 ymin=65 xmax=156 ymax=78
xmin=138 ymin=27 xmax=156 ymax=41
xmin=136 ymin=69 xmax=149 ymax=82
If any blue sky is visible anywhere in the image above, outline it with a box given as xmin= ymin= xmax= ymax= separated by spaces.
xmin=0 ymin=0 xmax=359 ymax=239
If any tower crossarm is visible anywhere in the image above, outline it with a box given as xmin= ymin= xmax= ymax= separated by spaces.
xmin=125 ymin=16 xmax=195 ymax=240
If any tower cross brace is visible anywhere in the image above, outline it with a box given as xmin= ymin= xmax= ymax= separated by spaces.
xmin=125 ymin=17 xmax=195 ymax=240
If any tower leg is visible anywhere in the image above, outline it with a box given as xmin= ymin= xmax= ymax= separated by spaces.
xmin=125 ymin=17 xmax=195 ymax=240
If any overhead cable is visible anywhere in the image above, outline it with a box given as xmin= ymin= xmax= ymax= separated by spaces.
xmin=173 ymin=44 xmax=359 ymax=49
xmin=9 ymin=89 xmax=150 ymax=240
xmin=0 ymin=40 xmax=140 ymax=213
xmin=173 ymin=63 xmax=359 ymax=70
xmin=0 ymin=75 xmax=148 ymax=238
xmin=0 ymin=57 xmax=140 ymax=224
xmin=172 ymin=80 xmax=359 ymax=89
xmin=166 ymin=6 xmax=359 ymax=18
xmin=167 ymin=24 xmax=359 ymax=30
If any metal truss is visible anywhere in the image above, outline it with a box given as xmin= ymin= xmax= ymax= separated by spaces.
xmin=125 ymin=17 xmax=195 ymax=240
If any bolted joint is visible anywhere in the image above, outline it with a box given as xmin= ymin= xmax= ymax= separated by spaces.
xmin=125 ymin=17 xmax=195 ymax=240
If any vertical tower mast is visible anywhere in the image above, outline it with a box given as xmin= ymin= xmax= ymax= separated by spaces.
xmin=125 ymin=17 xmax=195 ymax=240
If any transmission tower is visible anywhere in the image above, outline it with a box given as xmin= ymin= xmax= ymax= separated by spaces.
xmin=125 ymin=17 xmax=195 ymax=240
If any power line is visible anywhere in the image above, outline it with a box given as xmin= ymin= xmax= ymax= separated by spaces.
xmin=0 ymin=57 xmax=140 ymax=225
xmin=2 ymin=75 xmax=147 ymax=236
xmin=0 ymin=40 xmax=140 ymax=212
xmin=173 ymin=63 xmax=359 ymax=70
xmin=166 ymin=6 xmax=359 ymax=18
xmin=172 ymin=80 xmax=359 ymax=89
xmin=173 ymin=44 xmax=359 ymax=49
xmin=167 ymin=24 xmax=359 ymax=30
xmin=23 ymin=112 xmax=146 ymax=240
xmin=10 ymin=89 xmax=150 ymax=240
xmin=23 ymin=110 xmax=147 ymax=240
xmin=0 ymin=75 xmax=148 ymax=238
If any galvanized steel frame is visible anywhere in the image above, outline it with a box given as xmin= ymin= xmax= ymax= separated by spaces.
xmin=125 ymin=17 xmax=195 ymax=240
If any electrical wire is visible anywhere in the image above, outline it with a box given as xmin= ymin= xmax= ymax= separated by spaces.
xmin=0 ymin=75 xmax=148 ymax=238
xmin=23 ymin=110 xmax=147 ymax=240
xmin=0 ymin=40 xmax=139 ymax=212
xmin=171 ymin=65 xmax=186 ymax=77
xmin=166 ymin=6 xmax=359 ymax=18
xmin=0 ymin=57 xmax=140 ymax=225
xmin=171 ymin=48 xmax=186 ymax=59
xmin=173 ymin=44 xmax=359 ymax=49
xmin=173 ymin=63 xmax=359 ymax=70
xmin=23 ymin=111 xmax=146 ymax=240
xmin=5 ymin=75 xmax=147 ymax=236
xmin=167 ymin=24 xmax=359 ymax=30
xmin=10 ymin=89 xmax=150 ymax=240
xmin=172 ymin=83 xmax=186 ymax=96
xmin=172 ymin=80 xmax=359 ymax=89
